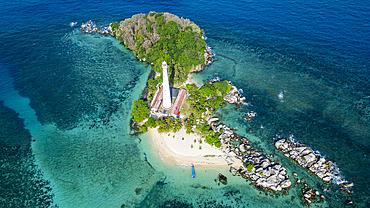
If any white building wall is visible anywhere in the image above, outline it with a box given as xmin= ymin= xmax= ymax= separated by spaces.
xmin=162 ymin=61 xmax=172 ymax=109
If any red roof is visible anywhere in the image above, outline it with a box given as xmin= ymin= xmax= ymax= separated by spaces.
xmin=171 ymin=89 xmax=186 ymax=116
xmin=151 ymin=86 xmax=163 ymax=111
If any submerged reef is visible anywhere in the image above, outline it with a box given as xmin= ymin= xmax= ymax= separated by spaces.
xmin=0 ymin=101 xmax=54 ymax=207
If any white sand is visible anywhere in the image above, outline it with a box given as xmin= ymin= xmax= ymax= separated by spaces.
xmin=148 ymin=128 xmax=242 ymax=167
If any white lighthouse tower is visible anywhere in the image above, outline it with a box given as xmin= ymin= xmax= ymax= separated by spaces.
xmin=162 ymin=61 xmax=172 ymax=109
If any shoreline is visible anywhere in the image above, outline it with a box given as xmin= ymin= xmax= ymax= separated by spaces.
xmin=147 ymin=127 xmax=242 ymax=167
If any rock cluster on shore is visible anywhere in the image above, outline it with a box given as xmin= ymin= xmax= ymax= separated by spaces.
xmin=223 ymin=85 xmax=247 ymax=105
xmin=189 ymin=46 xmax=215 ymax=73
xmin=208 ymin=118 xmax=292 ymax=193
xmin=80 ymin=20 xmax=111 ymax=34
xmin=274 ymin=135 xmax=353 ymax=193
xmin=300 ymin=183 xmax=323 ymax=206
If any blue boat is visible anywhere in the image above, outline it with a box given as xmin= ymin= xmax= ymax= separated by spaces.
xmin=191 ymin=163 xmax=195 ymax=178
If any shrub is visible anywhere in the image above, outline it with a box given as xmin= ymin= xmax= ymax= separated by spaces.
xmin=160 ymin=21 xmax=179 ymax=36
xmin=213 ymin=81 xmax=231 ymax=96
xmin=147 ymin=22 xmax=155 ymax=32
xmin=244 ymin=162 xmax=254 ymax=172
xmin=110 ymin=22 xmax=120 ymax=31
xmin=144 ymin=117 xmax=157 ymax=128
xmin=130 ymin=100 xmax=149 ymax=123
xmin=205 ymin=132 xmax=221 ymax=148
xmin=139 ymin=125 xmax=147 ymax=133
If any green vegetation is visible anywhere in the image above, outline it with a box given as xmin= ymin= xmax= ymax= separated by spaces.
xmin=204 ymin=155 xmax=216 ymax=157
xmin=112 ymin=12 xmax=206 ymax=85
xmin=302 ymin=156 xmax=306 ymax=161
xmin=122 ymin=14 xmax=232 ymax=151
xmin=159 ymin=21 xmax=179 ymax=36
xmin=205 ymin=132 xmax=221 ymax=148
xmin=212 ymin=81 xmax=231 ymax=96
xmin=184 ymin=113 xmax=196 ymax=134
xmin=155 ymin=117 xmax=182 ymax=133
xmin=185 ymin=26 xmax=193 ymax=31
xmin=132 ymin=80 xmax=231 ymax=149
xmin=260 ymin=172 xmax=264 ymax=177
xmin=147 ymin=78 xmax=158 ymax=101
xmin=244 ymin=162 xmax=255 ymax=172
xmin=155 ymin=75 xmax=163 ymax=84
xmin=147 ymin=30 xmax=206 ymax=84
xmin=110 ymin=22 xmax=120 ymax=31
xmin=140 ymin=115 xmax=183 ymax=133
xmin=144 ymin=117 xmax=157 ymax=128
xmin=186 ymin=82 xmax=228 ymax=117
xmin=180 ymin=80 xmax=232 ymax=147
xmin=130 ymin=100 xmax=150 ymax=123
xmin=147 ymin=22 xmax=155 ymax=32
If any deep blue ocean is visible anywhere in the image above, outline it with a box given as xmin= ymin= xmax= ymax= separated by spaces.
xmin=0 ymin=0 xmax=369 ymax=207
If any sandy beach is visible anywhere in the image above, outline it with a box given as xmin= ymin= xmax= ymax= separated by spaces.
xmin=147 ymin=127 xmax=242 ymax=167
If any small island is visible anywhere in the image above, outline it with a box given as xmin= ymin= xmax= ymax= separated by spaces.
xmin=80 ymin=11 xmax=354 ymax=205
xmin=115 ymin=12 xmax=293 ymax=194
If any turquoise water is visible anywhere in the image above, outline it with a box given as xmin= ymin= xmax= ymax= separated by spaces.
xmin=0 ymin=0 xmax=369 ymax=207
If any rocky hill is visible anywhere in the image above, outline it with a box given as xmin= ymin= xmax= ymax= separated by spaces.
xmin=110 ymin=12 xmax=212 ymax=85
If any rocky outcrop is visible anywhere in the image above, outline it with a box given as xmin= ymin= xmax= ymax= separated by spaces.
xmin=80 ymin=20 xmax=111 ymax=34
xmin=189 ymin=46 xmax=215 ymax=73
xmin=237 ymin=153 xmax=292 ymax=192
xmin=219 ymin=173 xmax=227 ymax=184
xmin=207 ymin=119 xmax=291 ymax=193
xmin=109 ymin=12 xmax=212 ymax=84
xmin=112 ymin=12 xmax=202 ymax=50
xmin=223 ymin=85 xmax=247 ymax=105
xmin=274 ymin=135 xmax=353 ymax=192
xmin=300 ymin=183 xmax=323 ymax=206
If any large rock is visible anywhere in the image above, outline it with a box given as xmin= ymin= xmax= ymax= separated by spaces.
xmin=225 ymin=156 xmax=234 ymax=165
xmin=274 ymin=139 xmax=286 ymax=150
xmin=274 ymin=136 xmax=352 ymax=187
xmin=209 ymin=117 xmax=219 ymax=123
xmin=340 ymin=182 xmax=354 ymax=188
xmin=261 ymin=161 xmax=270 ymax=169
xmin=230 ymin=166 xmax=237 ymax=174
xmin=228 ymin=151 xmax=237 ymax=157
xmin=280 ymin=179 xmax=292 ymax=188
xmin=239 ymin=144 xmax=246 ymax=152
xmin=266 ymin=175 xmax=278 ymax=187
xmin=322 ymin=175 xmax=332 ymax=182
xmin=224 ymin=92 xmax=238 ymax=104
xmin=256 ymin=177 xmax=267 ymax=187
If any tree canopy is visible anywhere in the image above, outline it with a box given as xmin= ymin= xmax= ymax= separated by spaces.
xmin=111 ymin=12 xmax=207 ymax=85
xmin=130 ymin=100 xmax=150 ymax=123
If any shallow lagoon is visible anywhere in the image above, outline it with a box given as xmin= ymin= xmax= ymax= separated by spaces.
xmin=0 ymin=0 xmax=369 ymax=207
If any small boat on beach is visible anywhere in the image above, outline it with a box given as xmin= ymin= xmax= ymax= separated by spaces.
xmin=191 ymin=163 xmax=196 ymax=178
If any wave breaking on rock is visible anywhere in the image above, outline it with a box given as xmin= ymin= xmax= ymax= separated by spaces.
xmin=274 ymin=135 xmax=353 ymax=193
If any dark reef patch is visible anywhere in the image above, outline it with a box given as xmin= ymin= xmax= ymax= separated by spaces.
xmin=0 ymin=101 xmax=54 ymax=207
